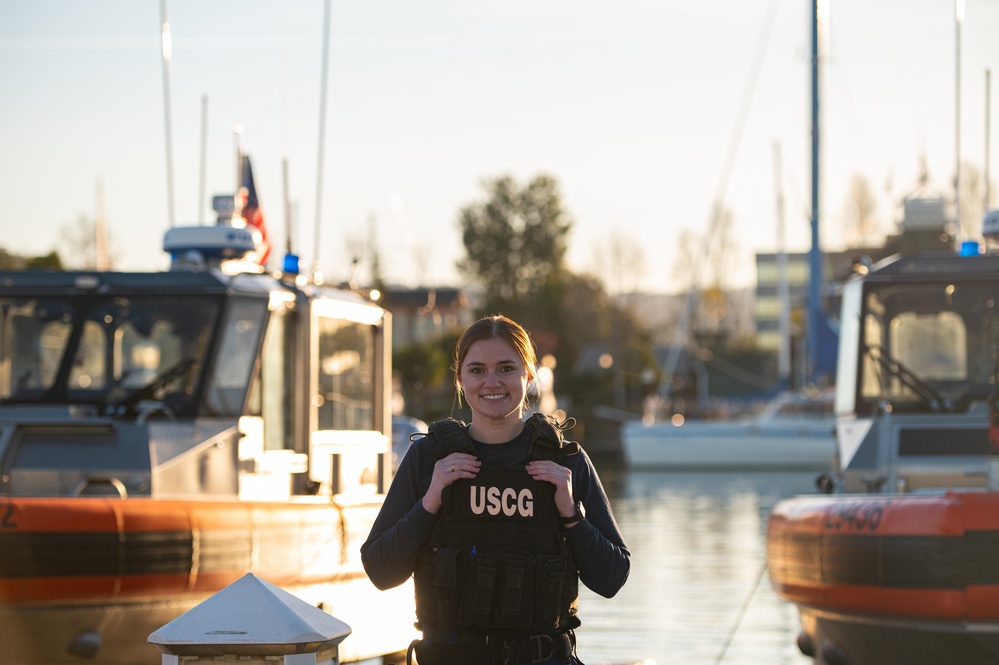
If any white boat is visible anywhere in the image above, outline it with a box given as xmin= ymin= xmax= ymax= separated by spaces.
xmin=0 ymin=191 xmax=418 ymax=665
xmin=767 ymin=249 xmax=999 ymax=665
xmin=620 ymin=391 xmax=835 ymax=470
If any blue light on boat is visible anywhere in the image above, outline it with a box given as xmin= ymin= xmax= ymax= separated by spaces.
xmin=960 ymin=240 xmax=981 ymax=256
xmin=283 ymin=253 xmax=301 ymax=275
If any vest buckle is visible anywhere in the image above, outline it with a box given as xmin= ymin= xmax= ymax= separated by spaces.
xmin=527 ymin=633 xmax=556 ymax=663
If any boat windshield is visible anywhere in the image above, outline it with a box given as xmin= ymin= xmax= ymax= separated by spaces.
xmin=858 ymin=279 xmax=999 ymax=413
xmin=0 ymin=293 xmax=227 ymax=417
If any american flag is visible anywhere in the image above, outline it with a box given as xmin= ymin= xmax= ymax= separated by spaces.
xmin=240 ymin=154 xmax=271 ymax=265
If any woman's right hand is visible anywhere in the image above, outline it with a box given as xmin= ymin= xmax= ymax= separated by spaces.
xmin=421 ymin=453 xmax=480 ymax=514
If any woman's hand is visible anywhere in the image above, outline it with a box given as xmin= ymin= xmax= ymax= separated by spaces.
xmin=421 ymin=453 xmax=480 ymax=514
xmin=526 ymin=460 xmax=578 ymax=526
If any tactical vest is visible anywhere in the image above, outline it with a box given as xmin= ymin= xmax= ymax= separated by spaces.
xmin=414 ymin=413 xmax=582 ymax=633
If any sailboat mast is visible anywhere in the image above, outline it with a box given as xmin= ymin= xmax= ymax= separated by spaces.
xmin=775 ymin=143 xmax=791 ymax=386
xmin=807 ymin=0 xmax=823 ymax=385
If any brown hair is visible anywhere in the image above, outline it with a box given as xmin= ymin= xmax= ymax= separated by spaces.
xmin=453 ymin=315 xmax=538 ymax=399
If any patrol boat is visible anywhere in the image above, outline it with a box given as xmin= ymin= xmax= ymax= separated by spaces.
xmin=767 ymin=212 xmax=999 ymax=665
xmin=0 ymin=197 xmax=416 ymax=664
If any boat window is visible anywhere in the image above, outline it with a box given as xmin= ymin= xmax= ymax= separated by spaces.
xmin=1 ymin=294 xmax=221 ymax=415
xmin=203 ymin=298 xmax=268 ymax=417
xmin=316 ymin=317 xmax=375 ymax=431
xmin=834 ymin=278 xmax=862 ymax=415
xmin=860 ymin=307 xmax=884 ymax=400
xmin=858 ymin=280 xmax=998 ymax=412
xmin=0 ymin=299 xmax=73 ymax=396
xmin=891 ymin=312 xmax=965 ymax=381
xmin=246 ymin=304 xmax=294 ymax=451
xmin=68 ymin=319 xmax=108 ymax=389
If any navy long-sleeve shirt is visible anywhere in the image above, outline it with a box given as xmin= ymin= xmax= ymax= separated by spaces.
xmin=361 ymin=422 xmax=631 ymax=606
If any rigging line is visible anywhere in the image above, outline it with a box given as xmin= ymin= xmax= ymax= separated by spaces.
xmin=713 ymin=559 xmax=769 ymax=665
xmin=704 ymin=353 xmax=774 ymax=390
xmin=707 ymin=0 xmax=782 ymax=216
xmin=657 ymin=0 xmax=781 ymax=400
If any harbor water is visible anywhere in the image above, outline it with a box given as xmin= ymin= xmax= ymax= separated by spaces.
xmin=573 ymin=466 xmax=820 ymax=665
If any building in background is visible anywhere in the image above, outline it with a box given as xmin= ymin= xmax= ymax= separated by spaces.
xmin=755 ymin=186 xmax=954 ymax=389
xmin=381 ymin=286 xmax=473 ymax=349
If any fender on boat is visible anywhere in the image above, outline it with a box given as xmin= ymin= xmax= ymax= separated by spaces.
xmin=767 ymin=490 xmax=999 ymax=621
xmin=0 ymin=495 xmax=366 ymax=604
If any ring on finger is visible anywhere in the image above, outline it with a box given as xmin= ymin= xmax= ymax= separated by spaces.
xmin=450 ymin=464 xmax=455 ymax=472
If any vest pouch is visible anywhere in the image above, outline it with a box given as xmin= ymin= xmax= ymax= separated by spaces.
xmin=434 ymin=548 xmax=462 ymax=628
xmin=457 ymin=550 xmax=498 ymax=627
xmin=534 ymin=554 xmax=567 ymax=630
xmin=494 ymin=554 xmax=534 ymax=629
xmin=414 ymin=548 xmax=441 ymax=628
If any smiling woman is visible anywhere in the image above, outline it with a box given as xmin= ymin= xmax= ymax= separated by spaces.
xmin=361 ymin=315 xmax=631 ymax=665
xmin=455 ymin=335 xmax=534 ymax=442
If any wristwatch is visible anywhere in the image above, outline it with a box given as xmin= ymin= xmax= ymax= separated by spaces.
xmin=559 ymin=501 xmax=585 ymax=526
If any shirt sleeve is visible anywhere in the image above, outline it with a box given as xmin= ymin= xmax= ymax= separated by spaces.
xmin=360 ymin=437 xmax=438 ymax=590
xmin=564 ymin=448 xmax=631 ymax=598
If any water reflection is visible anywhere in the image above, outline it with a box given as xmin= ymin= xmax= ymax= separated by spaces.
xmin=575 ymin=467 xmax=819 ymax=665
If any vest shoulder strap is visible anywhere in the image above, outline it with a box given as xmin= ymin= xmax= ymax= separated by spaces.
xmin=426 ymin=417 xmax=475 ymax=459
xmin=526 ymin=412 xmax=581 ymax=462
xmin=425 ymin=413 xmax=582 ymax=461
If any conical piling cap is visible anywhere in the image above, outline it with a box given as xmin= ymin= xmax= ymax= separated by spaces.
xmin=148 ymin=573 xmax=351 ymax=656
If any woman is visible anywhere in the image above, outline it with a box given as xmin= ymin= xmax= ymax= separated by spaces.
xmin=362 ymin=315 xmax=630 ymax=665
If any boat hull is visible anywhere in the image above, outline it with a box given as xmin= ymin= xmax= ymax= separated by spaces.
xmin=0 ymin=496 xmax=416 ymax=664
xmin=621 ymin=423 xmax=835 ymax=470
xmin=767 ymin=491 xmax=999 ymax=665
xmin=794 ymin=604 xmax=999 ymax=665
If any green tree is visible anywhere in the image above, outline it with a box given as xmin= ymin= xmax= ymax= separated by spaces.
xmin=457 ymin=174 xmax=572 ymax=326
xmin=452 ymin=173 xmax=664 ymax=436
xmin=0 ymin=248 xmax=62 ymax=270
xmin=392 ymin=334 xmax=459 ymax=422
xmin=25 ymin=251 xmax=63 ymax=269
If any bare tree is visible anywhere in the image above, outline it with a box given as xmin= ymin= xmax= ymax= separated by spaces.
xmin=670 ymin=228 xmax=699 ymax=294
xmin=59 ymin=214 xmax=98 ymax=269
xmin=591 ymin=230 xmax=647 ymax=296
xmin=959 ymin=162 xmax=985 ymax=239
xmin=703 ymin=203 xmax=739 ymax=292
xmin=669 ymin=205 xmax=739 ymax=335
xmin=844 ymin=173 xmax=881 ymax=246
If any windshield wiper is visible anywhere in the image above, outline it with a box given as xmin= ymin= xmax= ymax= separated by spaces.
xmin=865 ymin=344 xmax=952 ymax=412
xmin=106 ymin=357 xmax=196 ymax=416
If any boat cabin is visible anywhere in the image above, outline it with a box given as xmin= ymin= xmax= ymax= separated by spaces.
xmin=0 ymin=228 xmax=392 ymax=502
xmin=832 ymin=252 xmax=999 ymax=493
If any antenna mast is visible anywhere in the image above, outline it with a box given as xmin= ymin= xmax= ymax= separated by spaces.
xmin=312 ymin=0 xmax=332 ymax=280
xmin=160 ymin=0 xmax=176 ymax=228
xmin=199 ymin=95 xmax=208 ymax=224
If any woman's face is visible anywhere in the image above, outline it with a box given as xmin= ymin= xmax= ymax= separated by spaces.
xmin=458 ymin=337 xmax=532 ymax=422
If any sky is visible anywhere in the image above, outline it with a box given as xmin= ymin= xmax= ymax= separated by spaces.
xmin=1 ymin=0 xmax=997 ymax=294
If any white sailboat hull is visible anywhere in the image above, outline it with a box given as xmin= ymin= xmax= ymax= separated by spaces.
xmin=621 ymin=392 xmax=836 ymax=471
xmin=621 ymin=421 xmax=835 ymax=470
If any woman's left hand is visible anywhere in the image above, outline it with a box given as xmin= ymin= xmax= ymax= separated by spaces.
xmin=526 ymin=460 xmax=576 ymax=521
